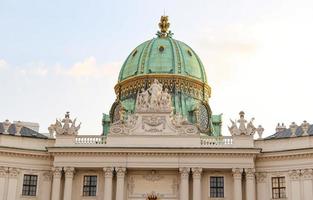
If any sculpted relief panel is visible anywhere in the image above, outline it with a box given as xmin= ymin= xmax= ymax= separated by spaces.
xmin=128 ymin=171 xmax=179 ymax=200
xmin=110 ymin=79 xmax=199 ymax=136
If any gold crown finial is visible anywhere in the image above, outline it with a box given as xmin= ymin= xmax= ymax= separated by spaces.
xmin=158 ymin=15 xmax=170 ymax=34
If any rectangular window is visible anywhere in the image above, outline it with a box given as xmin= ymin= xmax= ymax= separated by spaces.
xmin=22 ymin=174 xmax=37 ymax=196
xmin=272 ymin=177 xmax=286 ymax=199
xmin=83 ymin=175 xmax=97 ymax=196
xmin=210 ymin=176 xmax=224 ymax=198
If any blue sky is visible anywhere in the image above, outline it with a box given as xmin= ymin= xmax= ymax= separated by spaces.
xmin=1 ymin=0 xmax=313 ymax=136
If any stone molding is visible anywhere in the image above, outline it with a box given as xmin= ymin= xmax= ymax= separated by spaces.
xmin=52 ymin=167 xmax=63 ymax=179
xmin=191 ymin=167 xmax=202 ymax=179
xmin=115 ymin=167 xmax=126 ymax=178
xmin=288 ymin=169 xmax=301 ymax=181
xmin=255 ymin=172 xmax=267 ymax=183
xmin=0 ymin=150 xmax=51 ymax=160
xmin=64 ymin=167 xmax=75 ymax=178
xmin=179 ymin=167 xmax=190 ymax=179
xmin=301 ymin=169 xmax=313 ymax=180
xmin=245 ymin=168 xmax=255 ymax=180
xmin=232 ymin=168 xmax=243 ymax=179
xmin=257 ymin=151 xmax=313 ymax=161
xmin=8 ymin=167 xmax=19 ymax=178
xmin=103 ymin=167 xmax=114 ymax=178
xmin=0 ymin=167 xmax=9 ymax=177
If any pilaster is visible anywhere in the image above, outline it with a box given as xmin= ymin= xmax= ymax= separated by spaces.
xmin=103 ymin=167 xmax=114 ymax=200
xmin=245 ymin=168 xmax=256 ymax=200
xmin=0 ymin=167 xmax=8 ymax=200
xmin=51 ymin=167 xmax=63 ymax=200
xmin=301 ymin=169 xmax=313 ymax=200
xmin=179 ymin=167 xmax=190 ymax=200
xmin=192 ymin=167 xmax=202 ymax=200
xmin=116 ymin=167 xmax=126 ymax=200
xmin=7 ymin=167 xmax=19 ymax=200
xmin=289 ymin=169 xmax=301 ymax=200
xmin=232 ymin=168 xmax=243 ymax=200
xmin=63 ymin=167 xmax=75 ymax=200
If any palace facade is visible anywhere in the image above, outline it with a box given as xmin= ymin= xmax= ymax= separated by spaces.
xmin=0 ymin=16 xmax=313 ymax=200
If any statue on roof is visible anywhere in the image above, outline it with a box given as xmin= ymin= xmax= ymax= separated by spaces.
xmin=49 ymin=112 xmax=81 ymax=136
xmin=228 ymin=111 xmax=261 ymax=136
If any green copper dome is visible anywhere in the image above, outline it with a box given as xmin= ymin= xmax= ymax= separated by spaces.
xmin=118 ymin=37 xmax=207 ymax=83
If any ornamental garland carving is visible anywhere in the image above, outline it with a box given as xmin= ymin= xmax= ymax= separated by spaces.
xmin=143 ymin=170 xmax=164 ymax=182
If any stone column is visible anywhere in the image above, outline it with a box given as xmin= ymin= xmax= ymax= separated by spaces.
xmin=245 ymin=168 xmax=256 ymax=200
xmin=115 ymin=167 xmax=126 ymax=200
xmin=51 ymin=167 xmax=63 ymax=200
xmin=255 ymin=172 xmax=267 ymax=200
xmin=179 ymin=167 xmax=190 ymax=200
xmin=232 ymin=168 xmax=243 ymax=200
xmin=301 ymin=169 xmax=313 ymax=200
xmin=289 ymin=170 xmax=301 ymax=200
xmin=103 ymin=167 xmax=114 ymax=200
xmin=192 ymin=167 xmax=202 ymax=200
xmin=63 ymin=167 xmax=75 ymax=200
xmin=40 ymin=171 xmax=53 ymax=200
xmin=7 ymin=168 xmax=19 ymax=200
xmin=0 ymin=167 xmax=8 ymax=200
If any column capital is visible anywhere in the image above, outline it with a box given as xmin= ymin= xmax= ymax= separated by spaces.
xmin=52 ymin=167 xmax=63 ymax=179
xmin=301 ymin=169 xmax=313 ymax=180
xmin=232 ymin=168 xmax=243 ymax=179
xmin=288 ymin=169 xmax=301 ymax=181
xmin=103 ymin=167 xmax=114 ymax=178
xmin=192 ymin=167 xmax=202 ymax=179
xmin=179 ymin=167 xmax=190 ymax=179
xmin=116 ymin=167 xmax=126 ymax=178
xmin=245 ymin=168 xmax=255 ymax=180
xmin=0 ymin=166 xmax=9 ymax=177
xmin=255 ymin=172 xmax=267 ymax=183
xmin=8 ymin=167 xmax=19 ymax=178
xmin=64 ymin=167 xmax=75 ymax=178
xmin=43 ymin=171 xmax=53 ymax=181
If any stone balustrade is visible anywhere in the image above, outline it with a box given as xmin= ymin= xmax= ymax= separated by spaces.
xmin=75 ymin=135 xmax=106 ymax=145
xmin=200 ymin=136 xmax=233 ymax=147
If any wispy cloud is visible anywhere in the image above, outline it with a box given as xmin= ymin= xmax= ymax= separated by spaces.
xmin=0 ymin=59 xmax=8 ymax=70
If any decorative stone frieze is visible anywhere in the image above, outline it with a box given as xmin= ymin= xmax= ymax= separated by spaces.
xmin=179 ymin=167 xmax=190 ymax=179
xmin=232 ymin=168 xmax=243 ymax=179
xmin=191 ymin=167 xmax=202 ymax=179
xmin=103 ymin=167 xmax=114 ymax=178
xmin=143 ymin=170 xmax=163 ymax=182
xmin=64 ymin=167 xmax=75 ymax=178
xmin=52 ymin=167 xmax=62 ymax=178
xmin=255 ymin=172 xmax=267 ymax=183
xmin=43 ymin=171 xmax=52 ymax=181
xmin=116 ymin=167 xmax=126 ymax=178
xmin=8 ymin=167 xmax=19 ymax=178
xmin=288 ymin=169 xmax=301 ymax=181
xmin=245 ymin=168 xmax=256 ymax=180
xmin=301 ymin=169 xmax=313 ymax=180
xmin=0 ymin=167 xmax=8 ymax=177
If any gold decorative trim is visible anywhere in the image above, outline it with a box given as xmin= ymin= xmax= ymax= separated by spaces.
xmin=115 ymin=74 xmax=211 ymax=101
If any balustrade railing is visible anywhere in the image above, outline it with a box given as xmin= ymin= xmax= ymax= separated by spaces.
xmin=75 ymin=135 xmax=106 ymax=145
xmin=200 ymin=136 xmax=233 ymax=147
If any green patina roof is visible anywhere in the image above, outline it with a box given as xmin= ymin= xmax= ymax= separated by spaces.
xmin=118 ymin=37 xmax=207 ymax=83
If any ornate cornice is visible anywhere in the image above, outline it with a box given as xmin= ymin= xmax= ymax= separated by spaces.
xmin=179 ymin=167 xmax=190 ymax=179
xmin=103 ymin=167 xmax=114 ymax=178
xmin=192 ymin=167 xmax=202 ymax=179
xmin=257 ymin=151 xmax=313 ymax=161
xmin=232 ymin=168 xmax=243 ymax=179
xmin=0 ymin=148 xmax=51 ymax=160
xmin=64 ymin=167 xmax=75 ymax=178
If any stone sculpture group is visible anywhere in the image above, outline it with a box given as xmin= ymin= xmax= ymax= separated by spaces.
xmin=136 ymin=79 xmax=172 ymax=112
xmin=48 ymin=112 xmax=81 ymax=136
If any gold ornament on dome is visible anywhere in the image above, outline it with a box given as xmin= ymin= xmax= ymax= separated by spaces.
xmin=159 ymin=16 xmax=170 ymax=33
